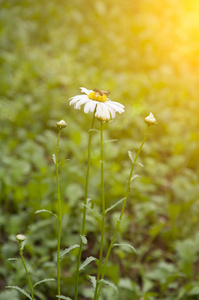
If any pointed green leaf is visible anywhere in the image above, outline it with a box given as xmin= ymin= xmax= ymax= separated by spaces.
xmin=104 ymin=139 xmax=118 ymax=143
xmin=99 ymin=279 xmax=118 ymax=294
xmin=113 ymin=243 xmax=137 ymax=253
xmin=83 ymin=204 xmax=102 ymax=219
xmin=79 ymin=256 xmax=97 ymax=271
xmin=33 ymin=278 xmax=55 ymax=288
xmin=59 ymin=244 xmax=80 ymax=259
xmin=137 ymin=162 xmax=143 ymax=167
xmin=20 ymin=240 xmax=26 ymax=251
xmin=6 ymin=286 xmax=32 ymax=300
xmin=86 ymin=275 xmax=96 ymax=289
xmin=35 ymin=209 xmax=58 ymax=219
xmin=87 ymin=198 xmax=94 ymax=209
xmin=105 ymin=198 xmax=126 ymax=214
xmin=88 ymin=129 xmax=100 ymax=133
xmin=52 ymin=154 xmax=56 ymax=164
xmin=128 ymin=151 xmax=134 ymax=162
xmin=7 ymin=258 xmax=21 ymax=262
xmin=80 ymin=235 xmax=88 ymax=245
xmin=56 ymin=296 xmax=72 ymax=300
xmin=130 ymin=175 xmax=140 ymax=182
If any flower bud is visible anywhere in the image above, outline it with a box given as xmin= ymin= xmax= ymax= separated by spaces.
xmin=56 ymin=119 xmax=67 ymax=129
xmin=16 ymin=234 xmax=26 ymax=242
xmin=144 ymin=113 xmax=157 ymax=125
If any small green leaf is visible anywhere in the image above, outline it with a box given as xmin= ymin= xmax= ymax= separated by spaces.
xmin=6 ymin=286 xmax=32 ymax=300
xmin=52 ymin=154 xmax=56 ymax=164
xmin=130 ymin=175 xmax=140 ymax=182
xmin=128 ymin=151 xmax=134 ymax=162
xmin=59 ymin=244 xmax=80 ymax=259
xmin=104 ymin=139 xmax=118 ymax=143
xmin=86 ymin=275 xmax=96 ymax=289
xmin=105 ymin=198 xmax=126 ymax=214
xmin=7 ymin=258 xmax=21 ymax=262
xmin=88 ymin=129 xmax=100 ymax=133
xmin=56 ymin=296 xmax=72 ymax=300
xmin=99 ymin=279 xmax=118 ymax=294
xmin=113 ymin=243 xmax=137 ymax=254
xmin=33 ymin=278 xmax=55 ymax=288
xmin=137 ymin=162 xmax=143 ymax=167
xmin=83 ymin=204 xmax=102 ymax=219
xmin=80 ymin=235 xmax=88 ymax=245
xmin=79 ymin=256 xmax=97 ymax=271
xmin=87 ymin=198 xmax=94 ymax=209
xmin=35 ymin=209 xmax=58 ymax=219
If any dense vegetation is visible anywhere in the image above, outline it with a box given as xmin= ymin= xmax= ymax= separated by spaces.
xmin=1 ymin=0 xmax=199 ymax=299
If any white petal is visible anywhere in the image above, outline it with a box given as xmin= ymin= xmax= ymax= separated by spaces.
xmin=69 ymin=95 xmax=87 ymax=105
xmin=80 ymin=87 xmax=93 ymax=95
xmin=84 ymin=101 xmax=96 ymax=113
xmin=105 ymin=104 xmax=116 ymax=118
xmin=107 ymin=99 xmax=125 ymax=109
xmin=75 ymin=98 xmax=89 ymax=109
xmin=105 ymin=101 xmax=125 ymax=114
xmin=95 ymin=103 xmax=111 ymax=120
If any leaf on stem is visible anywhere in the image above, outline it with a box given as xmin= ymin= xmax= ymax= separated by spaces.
xmin=7 ymin=258 xmax=21 ymax=262
xmin=59 ymin=244 xmax=80 ymax=260
xmin=80 ymin=235 xmax=88 ymax=245
xmin=130 ymin=175 xmax=140 ymax=182
xmin=79 ymin=256 xmax=97 ymax=271
xmin=128 ymin=150 xmax=134 ymax=162
xmin=104 ymin=139 xmax=118 ymax=144
xmin=113 ymin=243 xmax=137 ymax=254
xmin=56 ymin=296 xmax=72 ymax=300
xmin=20 ymin=240 xmax=26 ymax=251
xmin=86 ymin=275 xmax=96 ymax=289
xmin=128 ymin=151 xmax=143 ymax=167
xmin=34 ymin=209 xmax=58 ymax=219
xmin=88 ymin=129 xmax=100 ymax=133
xmin=33 ymin=278 xmax=55 ymax=288
xmin=83 ymin=204 xmax=102 ymax=219
xmin=105 ymin=198 xmax=126 ymax=214
xmin=137 ymin=162 xmax=143 ymax=167
xmin=87 ymin=198 xmax=94 ymax=209
xmin=99 ymin=279 xmax=119 ymax=294
xmin=6 ymin=286 xmax=32 ymax=300
xmin=52 ymin=154 xmax=56 ymax=164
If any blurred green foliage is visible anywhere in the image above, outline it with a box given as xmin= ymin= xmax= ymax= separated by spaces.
xmin=1 ymin=0 xmax=199 ymax=299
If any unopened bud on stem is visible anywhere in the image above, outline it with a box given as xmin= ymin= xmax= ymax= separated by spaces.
xmin=56 ymin=120 xmax=67 ymax=129
xmin=144 ymin=113 xmax=157 ymax=125
xmin=16 ymin=234 xmax=26 ymax=242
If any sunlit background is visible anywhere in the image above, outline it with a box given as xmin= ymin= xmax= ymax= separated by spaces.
xmin=1 ymin=0 xmax=199 ymax=299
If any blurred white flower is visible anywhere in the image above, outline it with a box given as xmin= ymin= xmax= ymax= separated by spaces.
xmin=144 ymin=112 xmax=157 ymax=125
xmin=69 ymin=87 xmax=125 ymax=121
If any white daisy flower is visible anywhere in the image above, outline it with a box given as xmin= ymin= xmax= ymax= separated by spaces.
xmin=69 ymin=87 xmax=125 ymax=121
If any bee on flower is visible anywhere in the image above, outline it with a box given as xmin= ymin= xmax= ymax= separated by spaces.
xmin=69 ymin=87 xmax=125 ymax=122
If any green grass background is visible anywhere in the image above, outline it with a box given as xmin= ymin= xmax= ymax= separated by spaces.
xmin=1 ymin=0 xmax=199 ymax=299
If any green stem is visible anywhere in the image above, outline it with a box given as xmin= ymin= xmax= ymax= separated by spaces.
xmin=19 ymin=244 xmax=34 ymax=300
xmin=74 ymin=111 xmax=96 ymax=300
xmin=56 ymin=129 xmax=62 ymax=297
xmin=93 ymin=121 xmax=105 ymax=299
xmin=95 ymin=125 xmax=150 ymax=300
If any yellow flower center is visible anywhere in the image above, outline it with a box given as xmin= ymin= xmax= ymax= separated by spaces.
xmin=88 ymin=91 xmax=107 ymax=102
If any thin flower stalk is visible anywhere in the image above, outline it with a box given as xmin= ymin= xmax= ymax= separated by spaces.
xmin=74 ymin=111 xmax=96 ymax=300
xmin=93 ymin=121 xmax=105 ymax=299
xmin=95 ymin=125 xmax=151 ymax=300
xmin=56 ymin=128 xmax=62 ymax=297
xmin=17 ymin=237 xmax=34 ymax=300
